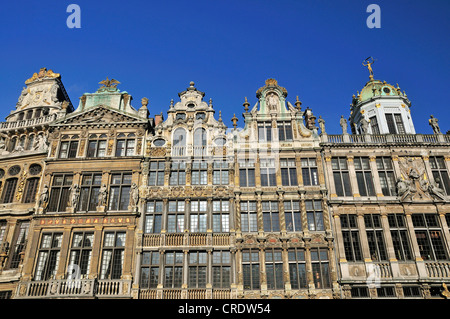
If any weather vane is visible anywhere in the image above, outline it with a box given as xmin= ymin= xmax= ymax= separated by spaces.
xmin=362 ymin=57 xmax=376 ymax=80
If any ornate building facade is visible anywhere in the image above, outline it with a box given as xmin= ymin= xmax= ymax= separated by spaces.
xmin=0 ymin=66 xmax=448 ymax=299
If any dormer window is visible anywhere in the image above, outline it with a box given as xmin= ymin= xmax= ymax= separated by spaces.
xmin=187 ymin=103 xmax=195 ymax=108
xmin=196 ymin=113 xmax=205 ymax=120
xmin=176 ymin=113 xmax=186 ymax=121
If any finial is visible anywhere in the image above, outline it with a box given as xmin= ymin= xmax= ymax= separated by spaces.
xmin=170 ymin=99 xmax=174 ymax=108
xmin=141 ymin=97 xmax=149 ymax=107
xmin=190 ymin=81 xmax=195 ymax=87
xmin=243 ymin=97 xmax=250 ymax=112
xmin=231 ymin=113 xmax=238 ymax=129
xmin=218 ymin=110 xmax=223 ymax=122
xmin=209 ymin=98 xmax=213 ymax=108
xmin=295 ymin=96 xmax=302 ymax=110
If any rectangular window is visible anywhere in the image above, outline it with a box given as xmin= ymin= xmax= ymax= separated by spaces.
xmin=167 ymin=201 xmax=185 ymax=233
xmin=369 ymin=116 xmax=380 ymax=134
xmin=169 ymin=162 xmax=186 ymax=186
xmin=23 ymin=178 xmax=40 ymax=203
xmin=260 ymin=159 xmax=276 ymax=187
xmin=332 ymin=157 xmax=352 ymax=196
xmin=140 ymin=251 xmax=160 ymax=288
xmin=108 ymin=172 xmax=132 ymax=211
xmin=278 ymin=122 xmax=293 ymax=141
xmin=403 ymin=286 xmax=422 ymax=298
xmin=385 ymin=114 xmax=397 ymax=134
xmin=364 ymin=214 xmax=388 ymax=261
xmin=87 ymin=138 xmax=107 ymax=158
xmin=79 ymin=173 xmax=102 ymax=212
xmin=116 ymin=136 xmax=135 ymax=157
xmin=148 ymin=161 xmax=165 ymax=186
xmin=242 ymin=249 xmax=260 ymax=290
xmin=47 ymin=174 xmax=73 ymax=212
xmin=288 ymin=248 xmax=307 ymax=289
xmin=190 ymin=200 xmax=207 ymax=232
xmin=100 ymin=232 xmax=126 ymax=279
xmin=351 ymin=286 xmax=370 ymax=298
xmin=262 ymin=201 xmax=280 ymax=232
xmin=192 ymin=161 xmax=207 ymax=185
xmin=239 ymin=159 xmax=255 ymax=187
xmin=354 ymin=157 xmax=376 ymax=196
xmin=394 ymin=114 xmax=405 ymax=134
xmin=265 ymin=249 xmax=284 ymax=290
xmin=341 ymin=214 xmax=363 ymax=261
xmin=284 ymin=201 xmax=302 ymax=232
xmin=164 ymin=251 xmax=183 ymax=288
xmin=213 ymin=161 xmax=229 ymax=185
xmin=430 ymin=156 xmax=450 ymax=195
xmin=8 ymin=222 xmax=29 ymax=269
xmin=241 ymin=201 xmax=257 ymax=232
xmin=301 ymin=158 xmax=319 ymax=186
xmin=311 ymin=248 xmax=331 ymax=289
xmin=412 ymin=214 xmax=448 ymax=260
xmin=212 ymin=251 xmax=231 ymax=288
xmin=306 ymin=200 xmax=324 ymax=231
xmin=189 ymin=251 xmax=207 ymax=288
xmin=281 ymin=159 xmax=298 ymax=186
xmin=377 ymin=286 xmax=396 ymax=298
xmin=69 ymin=232 xmax=94 ymax=278
xmin=388 ymin=214 xmax=413 ymax=261
xmin=145 ymin=201 xmax=163 ymax=233
xmin=213 ymin=200 xmax=230 ymax=233
xmin=258 ymin=122 xmax=272 ymax=142
xmin=34 ymin=233 xmax=63 ymax=281
xmin=59 ymin=141 xmax=78 ymax=159
xmin=2 ymin=178 xmax=18 ymax=204
xmin=376 ymin=157 xmax=397 ymax=196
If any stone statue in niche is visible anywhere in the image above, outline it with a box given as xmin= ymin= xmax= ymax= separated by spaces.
xmin=266 ymin=92 xmax=279 ymax=111
xmin=33 ymin=134 xmax=48 ymax=151
xmin=98 ymin=184 xmax=108 ymax=206
xmin=69 ymin=184 xmax=80 ymax=210
xmin=397 ymin=157 xmax=436 ymax=201
xmin=130 ymin=183 xmax=139 ymax=208
xmin=38 ymin=184 xmax=49 ymax=211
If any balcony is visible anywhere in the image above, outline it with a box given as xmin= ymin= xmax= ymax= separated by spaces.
xmin=0 ymin=113 xmax=57 ymax=132
xmin=139 ymin=288 xmax=232 ymax=299
xmin=425 ymin=261 xmax=450 ymax=278
xmin=141 ymin=233 xmax=231 ymax=247
xmin=15 ymin=278 xmax=132 ymax=299
xmin=323 ymin=133 xmax=449 ymax=145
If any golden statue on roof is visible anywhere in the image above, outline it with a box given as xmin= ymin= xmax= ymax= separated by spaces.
xmin=99 ymin=77 xmax=120 ymax=88
xmin=362 ymin=57 xmax=376 ymax=80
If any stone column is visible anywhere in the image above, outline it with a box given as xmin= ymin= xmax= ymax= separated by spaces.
xmin=122 ymin=225 xmax=135 ymax=280
xmin=438 ymin=212 xmax=450 ymax=256
xmin=21 ymin=227 xmax=42 ymax=281
xmin=324 ymin=155 xmax=337 ymax=198
xmin=347 ymin=156 xmax=360 ymax=198
xmin=278 ymin=190 xmax=286 ymax=234
xmin=356 ymin=212 xmax=371 ymax=262
xmin=56 ymin=227 xmax=72 ymax=279
xmin=380 ymin=212 xmax=400 ymax=277
xmin=295 ymin=153 xmax=304 ymax=187
xmin=369 ymin=156 xmax=384 ymax=198
xmin=90 ymin=226 xmax=103 ymax=279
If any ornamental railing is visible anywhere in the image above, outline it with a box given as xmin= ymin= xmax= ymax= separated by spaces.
xmin=324 ymin=133 xmax=448 ymax=145
xmin=0 ymin=113 xmax=57 ymax=131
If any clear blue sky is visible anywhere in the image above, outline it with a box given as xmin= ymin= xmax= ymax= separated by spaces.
xmin=0 ymin=0 xmax=448 ymax=134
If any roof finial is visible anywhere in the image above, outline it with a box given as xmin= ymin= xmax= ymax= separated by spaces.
xmin=295 ymin=96 xmax=302 ymax=110
xmin=231 ymin=113 xmax=238 ymax=129
xmin=243 ymin=97 xmax=250 ymax=113
xmin=209 ymin=98 xmax=213 ymax=108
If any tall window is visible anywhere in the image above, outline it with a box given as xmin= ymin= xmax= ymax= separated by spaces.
xmin=79 ymin=173 xmax=102 ymax=212
xmin=311 ymin=248 xmax=331 ymax=289
xmin=189 ymin=251 xmax=207 ymax=288
xmin=241 ymin=201 xmax=257 ymax=232
xmin=108 ymin=172 xmax=132 ymax=211
xmin=212 ymin=251 xmax=231 ymax=288
xmin=87 ymin=134 xmax=107 ymax=158
xmin=260 ymin=159 xmax=276 ymax=187
xmin=192 ymin=161 xmax=207 ymax=185
xmin=213 ymin=161 xmax=229 ymax=185
xmin=0 ymin=222 xmax=6 ymax=245
xmin=115 ymin=133 xmax=135 ymax=156
xmin=278 ymin=122 xmax=293 ymax=141
xmin=301 ymin=158 xmax=319 ymax=186
xmin=69 ymin=232 xmax=94 ymax=278
xmin=354 ymin=157 xmax=376 ymax=196
xmin=412 ymin=214 xmax=448 ymax=260
xmin=281 ymin=159 xmax=298 ymax=186
xmin=47 ymin=174 xmax=73 ymax=212
xmin=284 ymin=200 xmax=302 ymax=232
xmin=288 ymin=248 xmax=307 ymax=289
xmin=23 ymin=178 xmax=40 ymax=203
xmin=100 ymin=232 xmax=126 ymax=279
xmin=190 ymin=200 xmax=207 ymax=232
xmin=258 ymin=122 xmax=272 ymax=142
xmin=239 ymin=159 xmax=255 ymax=187
xmin=242 ymin=249 xmax=260 ymax=290
xmin=262 ymin=201 xmax=280 ymax=232
xmin=169 ymin=162 xmax=186 ymax=185
xmin=213 ymin=200 xmax=230 ymax=233
xmin=8 ymin=222 xmax=29 ymax=269
xmin=34 ymin=233 xmax=63 ymax=280
xmin=332 ymin=157 xmax=352 ymax=196
xmin=172 ymin=128 xmax=186 ymax=156
xmin=164 ymin=251 xmax=183 ymax=288
xmin=59 ymin=140 xmax=79 ymax=159
xmin=167 ymin=200 xmax=185 ymax=233
xmin=25 ymin=134 xmax=35 ymax=151
xmin=145 ymin=201 xmax=163 ymax=233
xmin=193 ymin=128 xmax=207 ymax=157
xmin=141 ymin=251 xmax=160 ymax=288
xmin=1 ymin=178 xmax=18 ymax=204
xmin=369 ymin=116 xmax=380 ymax=134
xmin=265 ymin=249 xmax=283 ymax=290
xmin=148 ymin=161 xmax=165 ymax=186
xmin=341 ymin=214 xmax=363 ymax=261
xmin=430 ymin=156 xmax=450 ymax=195
xmin=364 ymin=214 xmax=388 ymax=261
xmin=385 ymin=113 xmax=405 ymax=134
xmin=376 ymin=157 xmax=397 ymax=196
xmin=388 ymin=214 xmax=413 ymax=261
xmin=306 ymin=200 xmax=324 ymax=231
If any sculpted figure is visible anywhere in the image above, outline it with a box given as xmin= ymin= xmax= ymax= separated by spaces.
xmin=266 ymin=92 xmax=278 ymax=111
xmin=340 ymin=115 xmax=348 ymax=134
xmin=98 ymin=184 xmax=108 ymax=206
xmin=130 ymin=183 xmax=139 ymax=207
xmin=429 ymin=115 xmax=441 ymax=134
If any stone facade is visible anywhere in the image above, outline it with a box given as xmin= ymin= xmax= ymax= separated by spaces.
xmin=0 ymin=68 xmax=449 ymax=299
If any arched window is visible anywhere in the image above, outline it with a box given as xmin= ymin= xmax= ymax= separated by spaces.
xmin=193 ymin=128 xmax=207 ymax=146
xmin=26 ymin=134 xmax=35 ymax=150
xmin=173 ymin=128 xmax=186 ymax=147
xmin=8 ymin=137 xmax=17 ymax=152
xmin=1 ymin=178 xmax=18 ymax=203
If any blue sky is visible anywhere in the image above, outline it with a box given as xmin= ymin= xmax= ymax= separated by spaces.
xmin=0 ymin=0 xmax=448 ymax=134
